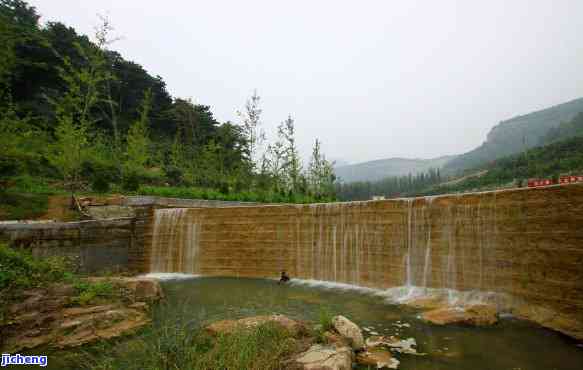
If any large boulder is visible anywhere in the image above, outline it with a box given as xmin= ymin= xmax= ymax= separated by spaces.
xmin=421 ymin=304 xmax=497 ymax=326
xmin=332 ymin=315 xmax=364 ymax=350
xmin=294 ymin=344 xmax=353 ymax=370
xmin=206 ymin=314 xmax=303 ymax=337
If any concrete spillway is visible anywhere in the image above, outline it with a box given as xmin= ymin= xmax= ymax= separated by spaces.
xmin=144 ymin=184 xmax=583 ymax=340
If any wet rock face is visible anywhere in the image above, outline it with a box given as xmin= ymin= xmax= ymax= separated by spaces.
xmin=332 ymin=315 xmax=364 ymax=350
xmin=294 ymin=344 xmax=353 ymax=370
xmin=1 ymin=278 xmax=163 ymax=352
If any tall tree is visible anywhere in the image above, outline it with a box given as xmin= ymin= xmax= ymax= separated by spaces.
xmin=124 ymin=89 xmax=152 ymax=177
xmin=278 ymin=115 xmax=302 ymax=194
xmin=238 ymin=90 xmax=265 ymax=171
xmin=307 ymin=138 xmax=336 ymax=199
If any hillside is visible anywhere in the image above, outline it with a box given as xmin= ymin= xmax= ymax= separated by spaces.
xmin=443 ymin=97 xmax=583 ymax=174
xmin=335 ymin=155 xmax=455 ymax=183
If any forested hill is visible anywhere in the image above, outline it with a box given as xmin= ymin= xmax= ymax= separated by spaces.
xmin=335 ymin=155 xmax=455 ymax=183
xmin=444 ymin=97 xmax=583 ymax=174
xmin=0 ymin=0 xmax=337 ymax=204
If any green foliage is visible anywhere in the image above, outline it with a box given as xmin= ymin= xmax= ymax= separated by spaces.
xmin=137 ymin=185 xmax=330 ymax=204
xmin=0 ymin=192 xmax=48 ymax=220
xmin=91 ymin=176 xmax=110 ymax=193
xmin=0 ymin=244 xmax=70 ymax=293
xmin=541 ymin=112 xmax=583 ymax=144
xmin=336 ymin=167 xmax=442 ymax=201
xmin=122 ymin=172 xmax=141 ymax=192
xmin=7 ymin=175 xmax=62 ymax=194
xmin=71 ymin=280 xmax=114 ymax=306
xmin=444 ymin=97 xmax=583 ymax=175
xmin=48 ymin=114 xmax=89 ymax=190
xmin=0 ymin=1 xmax=338 ymax=205
xmin=124 ymin=89 xmax=152 ymax=177
xmin=307 ymin=139 xmax=336 ymax=199
xmin=425 ymin=135 xmax=583 ymax=195
xmin=317 ymin=306 xmax=334 ymax=332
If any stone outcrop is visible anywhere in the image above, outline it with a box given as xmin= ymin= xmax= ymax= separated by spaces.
xmin=332 ymin=315 xmax=364 ymax=350
xmin=294 ymin=344 xmax=353 ymax=370
xmin=1 ymin=278 xmax=163 ymax=352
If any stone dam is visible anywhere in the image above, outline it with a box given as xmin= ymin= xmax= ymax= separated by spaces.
xmin=2 ymin=185 xmax=582 ymax=341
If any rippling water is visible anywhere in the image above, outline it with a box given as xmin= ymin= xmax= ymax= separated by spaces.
xmin=159 ymin=276 xmax=583 ymax=370
xmin=38 ymin=276 xmax=583 ymax=370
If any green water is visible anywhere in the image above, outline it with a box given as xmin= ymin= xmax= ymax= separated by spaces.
xmin=38 ymin=276 xmax=583 ymax=369
xmin=159 ymin=277 xmax=583 ymax=370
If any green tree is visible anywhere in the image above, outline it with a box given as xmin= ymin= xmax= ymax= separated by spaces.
xmin=279 ymin=115 xmax=302 ymax=194
xmin=124 ymin=89 xmax=152 ymax=177
xmin=307 ymin=138 xmax=336 ymax=199
xmin=47 ymin=35 xmax=109 ymax=192
xmin=238 ymin=90 xmax=265 ymax=171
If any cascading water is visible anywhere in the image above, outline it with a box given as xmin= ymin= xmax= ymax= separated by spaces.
xmin=150 ymin=208 xmax=201 ymax=274
xmin=147 ymin=195 xmax=505 ymax=309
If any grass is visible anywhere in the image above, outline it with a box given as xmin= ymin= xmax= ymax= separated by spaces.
xmin=137 ymin=185 xmax=334 ymax=204
xmin=0 ymin=192 xmax=49 ymax=220
xmin=0 ymin=243 xmax=73 ymax=323
xmin=84 ymin=317 xmax=297 ymax=370
xmin=71 ymin=280 xmax=115 ymax=306
xmin=0 ymin=244 xmax=72 ymax=293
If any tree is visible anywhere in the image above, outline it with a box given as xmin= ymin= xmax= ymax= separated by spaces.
xmin=278 ymin=115 xmax=302 ymax=194
xmin=238 ymin=90 xmax=265 ymax=171
xmin=124 ymin=89 xmax=152 ymax=177
xmin=47 ymin=34 xmax=109 ymax=193
xmin=307 ymin=138 xmax=336 ymax=199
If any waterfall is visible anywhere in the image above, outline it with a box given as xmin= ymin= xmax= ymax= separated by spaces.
xmin=405 ymin=199 xmax=414 ymax=287
xmin=150 ymin=208 xmax=200 ymax=273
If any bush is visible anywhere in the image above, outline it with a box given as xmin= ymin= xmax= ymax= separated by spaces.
xmin=0 ymin=244 xmax=71 ymax=292
xmin=71 ymin=280 xmax=114 ymax=306
xmin=92 ymin=176 xmax=111 ymax=193
xmin=122 ymin=172 xmax=141 ymax=192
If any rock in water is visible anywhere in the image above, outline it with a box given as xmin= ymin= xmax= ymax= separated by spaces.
xmin=422 ymin=304 xmax=498 ymax=326
xmin=205 ymin=314 xmax=303 ymax=337
xmin=332 ymin=315 xmax=365 ymax=350
xmin=295 ymin=344 xmax=353 ymax=370
xmin=357 ymin=347 xmax=400 ymax=369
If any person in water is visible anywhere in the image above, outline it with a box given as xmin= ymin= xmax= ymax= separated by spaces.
xmin=278 ymin=271 xmax=290 ymax=284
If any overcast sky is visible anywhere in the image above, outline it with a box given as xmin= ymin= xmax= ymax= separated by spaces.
xmin=29 ymin=0 xmax=583 ymax=164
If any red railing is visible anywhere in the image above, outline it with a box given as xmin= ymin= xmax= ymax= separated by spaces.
xmin=527 ymin=175 xmax=583 ymax=188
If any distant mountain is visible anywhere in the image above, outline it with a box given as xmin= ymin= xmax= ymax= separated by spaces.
xmin=444 ymin=97 xmax=583 ymax=174
xmin=335 ymin=155 xmax=455 ymax=183
xmin=331 ymin=158 xmax=351 ymax=167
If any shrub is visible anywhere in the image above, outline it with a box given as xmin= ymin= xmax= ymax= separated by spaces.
xmin=318 ymin=306 xmax=334 ymax=331
xmin=92 ymin=176 xmax=111 ymax=193
xmin=71 ymin=280 xmax=115 ymax=306
xmin=122 ymin=172 xmax=141 ymax=192
xmin=0 ymin=244 xmax=70 ymax=292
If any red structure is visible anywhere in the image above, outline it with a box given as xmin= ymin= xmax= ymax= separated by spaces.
xmin=559 ymin=175 xmax=583 ymax=184
xmin=527 ymin=175 xmax=583 ymax=188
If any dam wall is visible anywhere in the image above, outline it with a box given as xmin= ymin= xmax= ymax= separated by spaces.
xmin=144 ymin=184 xmax=583 ymax=340
xmin=0 ymin=206 xmax=151 ymax=273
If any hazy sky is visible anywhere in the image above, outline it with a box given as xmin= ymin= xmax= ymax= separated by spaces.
xmin=29 ymin=0 xmax=583 ymax=164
